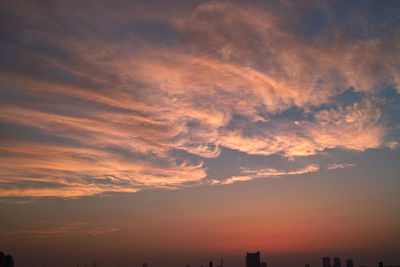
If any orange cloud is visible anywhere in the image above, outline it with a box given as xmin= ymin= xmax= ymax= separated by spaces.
xmin=221 ymin=164 xmax=320 ymax=185
xmin=0 ymin=1 xmax=397 ymax=198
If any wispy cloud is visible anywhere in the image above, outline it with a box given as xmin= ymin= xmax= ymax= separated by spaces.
xmin=0 ymin=1 xmax=398 ymax=197
xmin=7 ymin=222 xmax=119 ymax=237
xmin=326 ymin=163 xmax=356 ymax=171
xmin=221 ymin=164 xmax=320 ymax=185
xmin=387 ymin=141 xmax=399 ymax=150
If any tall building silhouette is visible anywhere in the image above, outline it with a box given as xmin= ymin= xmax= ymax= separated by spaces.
xmin=333 ymin=257 xmax=341 ymax=267
xmin=220 ymin=258 xmax=223 ymax=267
xmin=323 ymin=257 xmax=331 ymax=267
xmin=246 ymin=252 xmax=260 ymax=267
xmin=209 ymin=259 xmax=213 ymax=267
xmin=379 ymin=262 xmax=383 ymax=267
xmin=345 ymin=259 xmax=353 ymax=267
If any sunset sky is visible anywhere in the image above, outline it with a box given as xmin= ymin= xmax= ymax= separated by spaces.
xmin=1 ymin=0 xmax=400 ymax=266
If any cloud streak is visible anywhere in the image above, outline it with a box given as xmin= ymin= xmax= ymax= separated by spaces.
xmin=221 ymin=164 xmax=320 ymax=185
xmin=326 ymin=163 xmax=355 ymax=171
xmin=7 ymin=222 xmax=119 ymax=237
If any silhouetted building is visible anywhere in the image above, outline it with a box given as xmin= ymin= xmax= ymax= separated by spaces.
xmin=246 ymin=252 xmax=260 ymax=267
xmin=209 ymin=259 xmax=213 ymax=267
xmin=143 ymin=263 xmax=148 ymax=267
xmin=323 ymin=257 xmax=331 ymax=267
xmin=261 ymin=262 xmax=267 ymax=267
xmin=305 ymin=264 xmax=310 ymax=267
xmin=220 ymin=258 xmax=223 ymax=267
xmin=333 ymin=257 xmax=341 ymax=267
xmin=0 ymin=252 xmax=14 ymax=267
xmin=0 ymin=253 xmax=4 ymax=267
xmin=345 ymin=259 xmax=353 ymax=267
xmin=379 ymin=262 xmax=383 ymax=267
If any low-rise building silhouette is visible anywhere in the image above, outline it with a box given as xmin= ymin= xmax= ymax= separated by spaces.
xmin=323 ymin=257 xmax=331 ymax=267
xmin=0 ymin=252 xmax=14 ymax=267
xmin=246 ymin=252 xmax=260 ymax=267
xmin=345 ymin=259 xmax=353 ymax=267
xmin=334 ymin=257 xmax=341 ymax=267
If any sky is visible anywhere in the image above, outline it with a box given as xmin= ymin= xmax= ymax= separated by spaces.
xmin=0 ymin=0 xmax=400 ymax=266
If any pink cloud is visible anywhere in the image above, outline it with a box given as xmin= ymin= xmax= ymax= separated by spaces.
xmin=221 ymin=164 xmax=320 ymax=185
xmin=0 ymin=1 xmax=397 ymax=197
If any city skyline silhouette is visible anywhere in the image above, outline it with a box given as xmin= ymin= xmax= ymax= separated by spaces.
xmin=1 ymin=251 xmax=398 ymax=267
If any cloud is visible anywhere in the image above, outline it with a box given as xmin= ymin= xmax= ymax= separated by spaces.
xmin=326 ymin=163 xmax=356 ymax=171
xmin=221 ymin=164 xmax=320 ymax=185
xmin=7 ymin=222 xmax=119 ymax=237
xmin=387 ymin=141 xmax=398 ymax=150
xmin=218 ymin=99 xmax=385 ymax=158
xmin=0 ymin=1 xmax=398 ymax=197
